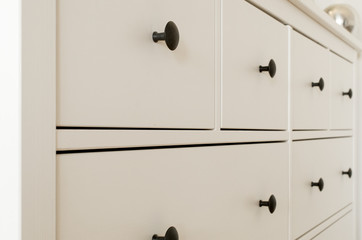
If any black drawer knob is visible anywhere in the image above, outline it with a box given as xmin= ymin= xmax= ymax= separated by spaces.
xmin=259 ymin=59 xmax=276 ymax=78
xmin=342 ymin=168 xmax=352 ymax=178
xmin=311 ymin=178 xmax=324 ymax=191
xmin=259 ymin=194 xmax=277 ymax=214
xmin=343 ymin=89 xmax=353 ymax=99
xmin=312 ymin=78 xmax=325 ymax=91
xmin=153 ymin=226 xmax=179 ymax=240
xmin=153 ymin=21 xmax=180 ymax=51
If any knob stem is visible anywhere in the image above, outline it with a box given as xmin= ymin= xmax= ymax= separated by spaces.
xmin=152 ymin=21 xmax=179 ymax=51
xmin=152 ymin=235 xmax=164 ymax=240
xmin=259 ymin=66 xmax=269 ymax=71
xmin=312 ymin=78 xmax=325 ymax=91
xmin=152 ymin=226 xmax=179 ymax=240
xmin=342 ymin=168 xmax=352 ymax=178
xmin=311 ymin=178 xmax=324 ymax=191
xmin=152 ymin=32 xmax=166 ymax=42
xmin=259 ymin=194 xmax=277 ymax=214
xmin=259 ymin=59 xmax=276 ymax=78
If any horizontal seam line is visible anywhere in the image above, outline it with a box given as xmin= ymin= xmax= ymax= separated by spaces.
xmin=56 ymin=140 xmax=286 ymax=155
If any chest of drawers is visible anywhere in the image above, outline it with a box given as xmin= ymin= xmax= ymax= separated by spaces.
xmin=21 ymin=0 xmax=361 ymax=240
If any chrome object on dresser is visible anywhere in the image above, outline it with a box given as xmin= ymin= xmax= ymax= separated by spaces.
xmin=325 ymin=4 xmax=359 ymax=35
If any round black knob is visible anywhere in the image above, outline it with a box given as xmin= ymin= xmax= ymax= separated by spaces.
xmin=152 ymin=226 xmax=179 ymax=240
xmin=342 ymin=168 xmax=352 ymax=178
xmin=311 ymin=78 xmax=325 ymax=91
xmin=342 ymin=89 xmax=353 ymax=99
xmin=259 ymin=194 xmax=277 ymax=214
xmin=311 ymin=178 xmax=324 ymax=191
xmin=259 ymin=59 xmax=277 ymax=78
xmin=153 ymin=21 xmax=180 ymax=51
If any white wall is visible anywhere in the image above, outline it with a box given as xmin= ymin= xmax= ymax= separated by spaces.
xmin=0 ymin=0 xmax=21 ymax=240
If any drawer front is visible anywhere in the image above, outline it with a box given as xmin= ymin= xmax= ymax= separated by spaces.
xmin=292 ymin=138 xmax=353 ymax=239
xmin=313 ymin=212 xmax=354 ymax=240
xmin=222 ymin=0 xmax=288 ymax=130
xmin=57 ymin=143 xmax=288 ymax=240
xmin=57 ymin=0 xmax=215 ymax=129
xmin=291 ymin=30 xmax=329 ymax=130
xmin=329 ymin=52 xmax=353 ymax=130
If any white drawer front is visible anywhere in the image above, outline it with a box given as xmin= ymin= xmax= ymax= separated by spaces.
xmin=292 ymin=138 xmax=353 ymax=239
xmin=57 ymin=143 xmax=288 ymax=240
xmin=312 ymin=212 xmax=354 ymax=240
xmin=222 ymin=0 xmax=288 ymax=130
xmin=329 ymin=52 xmax=353 ymax=130
xmin=291 ymin=30 xmax=329 ymax=130
xmin=57 ymin=0 xmax=215 ymax=129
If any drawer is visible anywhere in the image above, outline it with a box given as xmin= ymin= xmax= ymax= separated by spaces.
xmin=291 ymin=30 xmax=329 ymax=130
xmin=329 ymin=52 xmax=353 ymax=130
xmin=222 ymin=0 xmax=288 ymax=130
xmin=291 ymin=138 xmax=353 ymax=239
xmin=312 ymin=212 xmax=354 ymax=240
xmin=57 ymin=0 xmax=215 ymax=129
xmin=57 ymin=143 xmax=288 ymax=240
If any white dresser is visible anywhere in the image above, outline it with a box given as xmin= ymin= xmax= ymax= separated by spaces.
xmin=20 ymin=0 xmax=361 ymax=240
